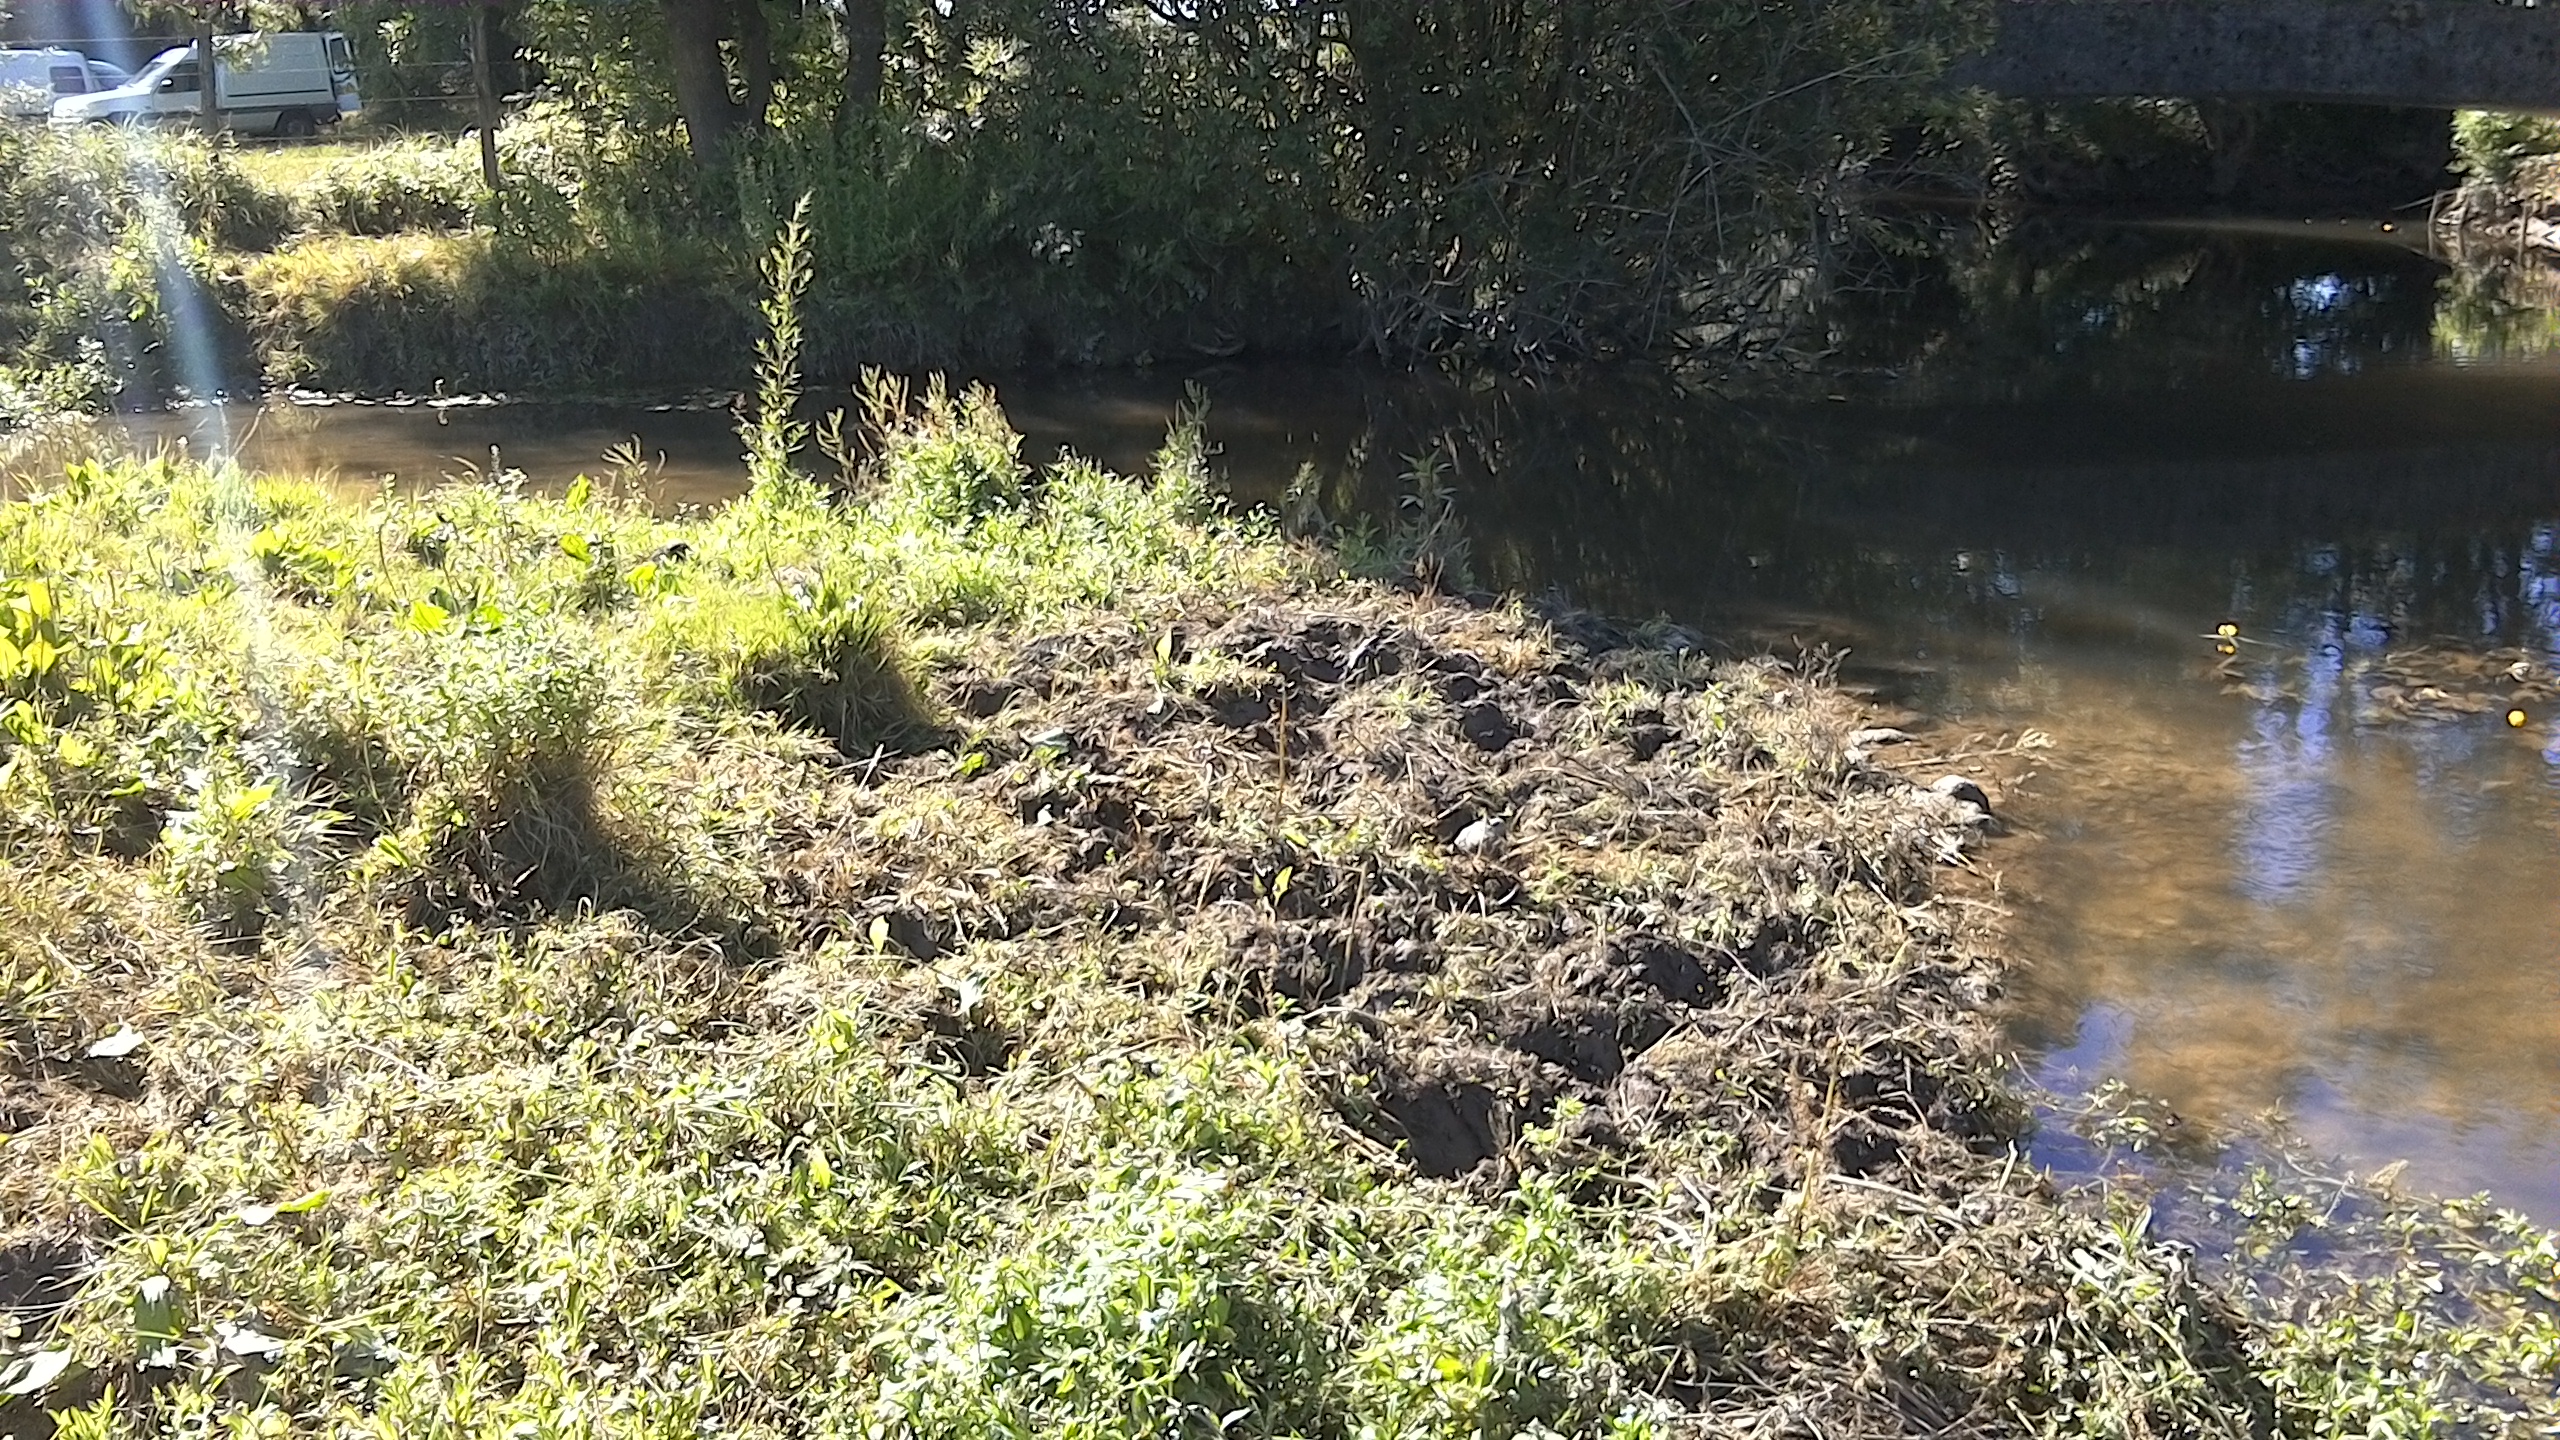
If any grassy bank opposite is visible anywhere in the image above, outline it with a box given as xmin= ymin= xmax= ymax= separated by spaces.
xmin=7 ymin=0 xmax=1976 ymax=406
xmin=0 ymin=309 xmax=2557 ymax=1429
xmin=0 ymin=124 xmax=750 ymax=414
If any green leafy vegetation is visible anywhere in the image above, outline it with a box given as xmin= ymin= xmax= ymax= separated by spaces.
xmin=2438 ymin=110 xmax=2560 ymax=265
xmin=4 ymin=0 xmax=1993 ymax=408
xmin=2453 ymin=109 xmax=2560 ymax=189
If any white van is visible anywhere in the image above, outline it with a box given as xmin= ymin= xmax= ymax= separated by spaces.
xmin=51 ymin=32 xmax=359 ymax=136
xmin=0 ymin=47 xmax=123 ymax=119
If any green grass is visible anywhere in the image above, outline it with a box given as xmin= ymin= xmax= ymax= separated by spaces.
xmin=224 ymin=139 xmax=419 ymax=192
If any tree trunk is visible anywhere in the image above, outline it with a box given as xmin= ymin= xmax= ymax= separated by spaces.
xmin=837 ymin=0 xmax=887 ymax=128
xmin=472 ymin=5 xmax=503 ymax=194
xmin=196 ymin=14 xmax=217 ymax=133
xmin=735 ymin=0 xmax=774 ymax=133
xmin=661 ymin=0 xmax=745 ymax=161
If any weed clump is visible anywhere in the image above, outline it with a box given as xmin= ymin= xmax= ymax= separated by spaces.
xmin=655 ymin=578 xmax=931 ymax=757
xmin=154 ymin=762 xmax=307 ymax=937
xmin=865 ymin=374 xmax=1029 ymax=529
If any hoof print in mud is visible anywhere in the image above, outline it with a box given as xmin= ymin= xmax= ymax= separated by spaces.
xmin=1212 ymin=693 xmax=1273 ymax=728
xmin=921 ymin=997 xmax=1017 ymax=1078
xmin=1491 ymin=997 xmax=1635 ymax=1083
xmin=1231 ymin=919 xmax=1369 ymax=1013
xmin=1569 ymin=933 xmax=1723 ymax=1006
xmin=1829 ymin=1122 xmax=1901 ymax=1179
xmin=1365 ymin=1056 xmax=1538 ymax=1179
xmin=954 ymin=681 xmax=1021 ymax=718
xmin=1457 ymin=702 xmax=1519 ymax=752
xmin=1627 ymin=721 xmax=1676 ymax=759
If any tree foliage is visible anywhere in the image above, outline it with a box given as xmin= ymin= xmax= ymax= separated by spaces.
xmin=501 ymin=0 xmax=1988 ymax=363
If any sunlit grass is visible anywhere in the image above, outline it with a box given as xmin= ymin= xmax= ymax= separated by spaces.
xmin=221 ymin=137 xmax=422 ymax=190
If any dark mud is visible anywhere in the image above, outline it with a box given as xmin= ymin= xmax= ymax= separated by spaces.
xmin=768 ymin=585 xmax=2019 ymax=1194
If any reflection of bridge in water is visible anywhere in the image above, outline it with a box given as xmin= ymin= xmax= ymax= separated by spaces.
xmin=1962 ymin=0 xmax=2560 ymax=114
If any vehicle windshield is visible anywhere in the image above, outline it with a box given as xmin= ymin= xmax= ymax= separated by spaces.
xmin=129 ymin=45 xmax=189 ymax=89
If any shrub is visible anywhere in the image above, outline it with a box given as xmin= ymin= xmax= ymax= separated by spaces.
xmin=290 ymin=616 xmax=614 ymax=869
xmin=2455 ymin=110 xmax=2560 ymax=188
xmin=234 ymin=232 xmax=750 ymax=393
xmin=864 ymin=1170 xmax=1334 ymax=1439
xmin=283 ymin=143 xmax=480 ymax=236
xmin=0 ymin=125 xmax=273 ymax=408
xmin=867 ymin=375 xmax=1029 ymax=529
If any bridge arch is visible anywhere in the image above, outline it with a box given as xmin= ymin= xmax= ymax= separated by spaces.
xmin=1955 ymin=1 xmax=2560 ymax=116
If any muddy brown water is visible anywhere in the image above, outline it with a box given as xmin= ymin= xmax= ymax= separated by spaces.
xmin=57 ymin=217 xmax=2560 ymax=1224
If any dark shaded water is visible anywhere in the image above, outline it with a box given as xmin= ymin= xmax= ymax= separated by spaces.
xmin=66 ymin=216 xmax=2560 ymax=1224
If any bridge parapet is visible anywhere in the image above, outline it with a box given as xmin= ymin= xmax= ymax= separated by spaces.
xmin=1955 ymin=0 xmax=2560 ymax=114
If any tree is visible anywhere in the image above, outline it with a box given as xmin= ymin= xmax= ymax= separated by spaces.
xmin=660 ymin=0 xmax=773 ymax=161
xmin=834 ymin=0 xmax=884 ymax=129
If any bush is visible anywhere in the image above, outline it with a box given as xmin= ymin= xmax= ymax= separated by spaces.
xmin=283 ymin=143 xmax=480 ymax=236
xmin=864 ymin=1171 xmax=1335 ymax=1439
xmin=2455 ymin=109 xmax=2560 ymax=188
xmin=294 ymin=617 xmax=609 ymax=827
xmin=0 ymin=126 xmax=276 ymax=408
xmin=867 ymin=376 xmax=1029 ymax=529
xmin=235 ymin=232 xmax=750 ymax=392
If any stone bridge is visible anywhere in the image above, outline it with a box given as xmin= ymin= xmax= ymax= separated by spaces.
xmin=1956 ymin=0 xmax=2560 ymax=114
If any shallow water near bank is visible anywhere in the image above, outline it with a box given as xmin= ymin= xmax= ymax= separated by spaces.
xmin=72 ymin=216 xmax=2560 ymax=1224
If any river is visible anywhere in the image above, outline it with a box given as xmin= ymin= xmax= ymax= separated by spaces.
xmin=68 ymin=214 xmax=2560 ymax=1225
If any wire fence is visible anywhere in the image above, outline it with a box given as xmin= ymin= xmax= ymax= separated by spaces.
xmin=3 ymin=32 xmax=505 ymax=93
xmin=4 ymin=29 xmax=519 ymax=131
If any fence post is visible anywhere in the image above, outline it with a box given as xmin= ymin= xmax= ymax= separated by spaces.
xmin=472 ymin=3 xmax=502 ymax=194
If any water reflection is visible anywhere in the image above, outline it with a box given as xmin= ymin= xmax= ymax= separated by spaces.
xmin=33 ymin=215 xmax=2560 ymax=1223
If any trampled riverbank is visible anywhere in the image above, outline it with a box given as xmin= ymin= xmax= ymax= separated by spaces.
xmin=0 ymin=350 xmax=2555 ymax=1435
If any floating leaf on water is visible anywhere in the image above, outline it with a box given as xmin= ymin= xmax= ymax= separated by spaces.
xmin=85 ymin=1026 xmax=144 ymax=1059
